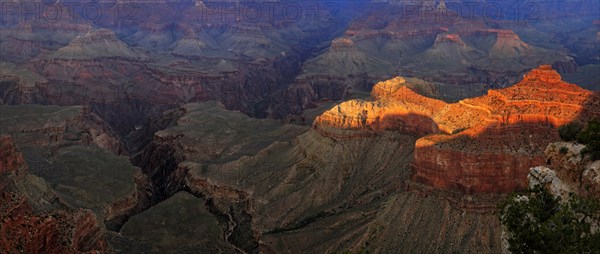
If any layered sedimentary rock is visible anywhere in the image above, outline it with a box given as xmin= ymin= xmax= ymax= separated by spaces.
xmin=0 ymin=135 xmax=26 ymax=174
xmin=126 ymin=102 xmax=311 ymax=252
xmin=413 ymin=123 xmax=555 ymax=193
xmin=0 ymin=1 xmax=360 ymax=122
xmin=0 ymin=105 xmax=124 ymax=154
xmin=0 ymin=137 xmax=109 ymax=253
xmin=0 ymin=193 xmax=109 ymax=253
xmin=0 ymin=105 xmax=148 ymax=252
xmin=1 ymin=1 xmax=597 ymax=123
xmin=315 ymin=65 xmax=599 ymax=193
xmin=286 ymin=3 xmax=584 ymax=116
xmin=314 ymin=76 xmax=445 ymax=138
xmin=134 ymin=100 xmax=504 ymax=253
xmin=51 ymin=29 xmax=145 ymax=60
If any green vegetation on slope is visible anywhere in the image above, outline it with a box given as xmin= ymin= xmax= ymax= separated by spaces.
xmin=576 ymin=119 xmax=600 ymax=160
xmin=559 ymin=119 xmax=600 ymax=160
xmin=499 ymin=185 xmax=600 ymax=254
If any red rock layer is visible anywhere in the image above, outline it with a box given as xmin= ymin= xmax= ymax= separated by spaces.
xmin=0 ymin=192 xmax=108 ymax=253
xmin=0 ymin=136 xmax=108 ymax=253
xmin=412 ymin=123 xmax=556 ymax=194
xmin=330 ymin=37 xmax=357 ymax=52
xmin=314 ymin=65 xmax=599 ymax=193
xmin=0 ymin=136 xmax=26 ymax=175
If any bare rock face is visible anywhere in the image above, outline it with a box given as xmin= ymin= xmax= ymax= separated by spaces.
xmin=522 ymin=64 xmax=563 ymax=83
xmin=315 ymin=65 xmax=599 ymax=194
xmin=132 ymin=100 xmax=504 ymax=253
xmin=414 ymin=66 xmax=598 ymax=193
xmin=330 ymin=37 xmax=358 ymax=52
xmin=545 ymin=142 xmax=588 ymax=182
xmin=0 ymin=105 xmax=124 ymax=154
xmin=0 ymin=194 xmax=109 ymax=254
xmin=583 ymin=161 xmax=600 ymax=199
xmin=0 ymin=137 xmax=109 ymax=253
xmin=314 ymin=77 xmax=444 ymax=138
xmin=0 ymin=135 xmax=26 ymax=175
xmin=544 ymin=141 xmax=600 ymax=199
xmin=527 ymin=166 xmax=572 ymax=200
xmin=1 ymin=105 xmax=148 ymax=252
xmin=434 ymin=33 xmax=467 ymax=47
xmin=51 ymin=29 xmax=145 ymax=60
xmin=412 ymin=124 xmax=554 ymax=193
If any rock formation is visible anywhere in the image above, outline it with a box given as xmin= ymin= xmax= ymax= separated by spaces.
xmin=0 ymin=136 xmax=110 ymax=253
xmin=542 ymin=141 xmax=600 ymax=199
xmin=0 ymin=135 xmax=26 ymax=175
xmin=0 ymin=105 xmax=124 ymax=154
xmin=0 ymin=105 xmax=149 ymax=252
xmin=51 ymin=29 xmax=145 ymax=60
xmin=128 ymin=100 xmax=504 ymax=253
xmin=528 ymin=166 xmax=572 ymax=200
xmin=315 ymin=65 xmax=599 ymax=193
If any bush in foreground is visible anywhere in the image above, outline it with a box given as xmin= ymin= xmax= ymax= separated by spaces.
xmin=499 ymin=185 xmax=600 ymax=254
xmin=576 ymin=119 xmax=600 ymax=160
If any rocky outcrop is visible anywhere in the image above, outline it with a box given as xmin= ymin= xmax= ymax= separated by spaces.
xmin=413 ymin=65 xmax=598 ymax=193
xmin=1 ymin=105 xmax=149 ymax=252
xmin=412 ymin=124 xmax=554 ymax=194
xmin=314 ymin=77 xmax=444 ymax=138
xmin=0 ymin=193 xmax=109 ymax=253
xmin=545 ymin=142 xmax=589 ymax=183
xmin=315 ymin=65 xmax=599 ymax=194
xmin=51 ymin=29 xmax=145 ymax=60
xmin=0 ymin=138 xmax=110 ymax=253
xmin=0 ymin=105 xmax=124 ymax=154
xmin=527 ymin=166 xmax=572 ymax=200
xmin=544 ymin=141 xmax=600 ymax=199
xmin=0 ymin=135 xmax=26 ymax=175
xmin=583 ymin=161 xmax=600 ymax=199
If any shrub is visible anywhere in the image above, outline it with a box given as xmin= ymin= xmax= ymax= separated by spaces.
xmin=559 ymin=146 xmax=568 ymax=154
xmin=558 ymin=122 xmax=582 ymax=141
xmin=499 ymin=185 xmax=600 ymax=254
xmin=577 ymin=119 xmax=600 ymax=160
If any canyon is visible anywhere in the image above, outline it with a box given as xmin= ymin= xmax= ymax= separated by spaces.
xmin=0 ymin=105 xmax=148 ymax=252
xmin=1 ymin=0 xmax=599 ymax=253
xmin=1 ymin=1 xmax=598 ymax=124
xmin=0 ymin=135 xmax=110 ymax=253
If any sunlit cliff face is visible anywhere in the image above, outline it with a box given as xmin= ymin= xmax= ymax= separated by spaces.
xmin=315 ymin=65 xmax=595 ymax=136
xmin=314 ymin=65 xmax=599 ymax=193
